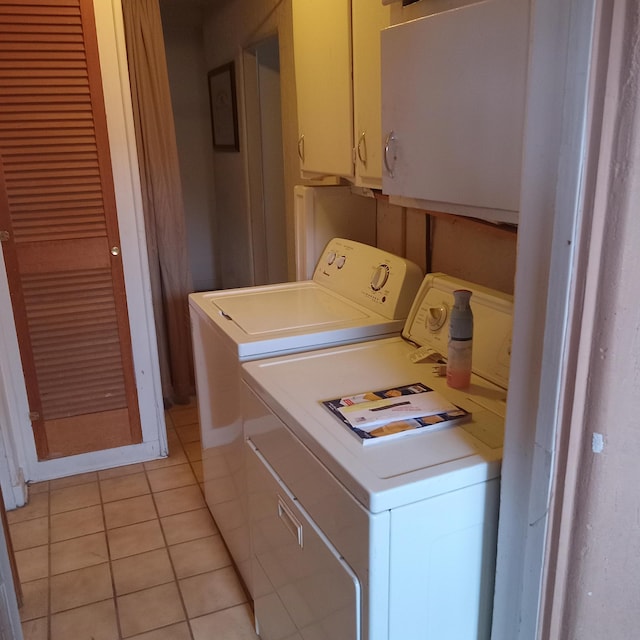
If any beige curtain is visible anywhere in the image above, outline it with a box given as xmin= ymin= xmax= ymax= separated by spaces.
xmin=121 ymin=0 xmax=194 ymax=405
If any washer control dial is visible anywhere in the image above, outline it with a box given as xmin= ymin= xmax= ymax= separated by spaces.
xmin=427 ymin=304 xmax=448 ymax=332
xmin=326 ymin=251 xmax=337 ymax=266
xmin=370 ymin=264 xmax=390 ymax=291
xmin=336 ymin=255 xmax=346 ymax=269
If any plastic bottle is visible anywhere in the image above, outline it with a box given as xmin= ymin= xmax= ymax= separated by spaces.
xmin=447 ymin=289 xmax=473 ymax=389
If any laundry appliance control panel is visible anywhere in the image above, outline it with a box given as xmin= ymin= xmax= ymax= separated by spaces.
xmin=312 ymin=238 xmax=423 ymax=319
xmin=402 ymin=273 xmax=513 ymax=388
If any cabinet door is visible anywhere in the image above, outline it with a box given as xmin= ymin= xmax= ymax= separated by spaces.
xmin=352 ymin=0 xmax=390 ymax=188
xmin=292 ymin=0 xmax=353 ymax=178
xmin=381 ymin=0 xmax=529 ymax=218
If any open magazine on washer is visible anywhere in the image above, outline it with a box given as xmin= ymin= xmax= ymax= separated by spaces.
xmin=321 ymin=382 xmax=471 ymax=445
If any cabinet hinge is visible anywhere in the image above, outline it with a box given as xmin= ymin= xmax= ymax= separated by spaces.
xmin=0 ymin=230 xmax=9 ymax=242
xmin=29 ymin=411 xmax=40 ymax=422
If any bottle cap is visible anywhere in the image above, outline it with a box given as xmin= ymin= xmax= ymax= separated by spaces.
xmin=453 ymin=289 xmax=472 ymax=308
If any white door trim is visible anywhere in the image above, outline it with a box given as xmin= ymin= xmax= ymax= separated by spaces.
xmin=492 ymin=0 xmax=600 ymax=637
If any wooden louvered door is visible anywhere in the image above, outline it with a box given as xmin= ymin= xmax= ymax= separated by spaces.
xmin=0 ymin=0 xmax=142 ymax=459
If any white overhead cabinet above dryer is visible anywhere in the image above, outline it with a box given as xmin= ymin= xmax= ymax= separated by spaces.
xmin=292 ymin=0 xmax=390 ymax=186
xmin=381 ymin=0 xmax=530 ymax=224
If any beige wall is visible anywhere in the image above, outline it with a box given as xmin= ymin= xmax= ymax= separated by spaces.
xmin=430 ymin=214 xmax=517 ymax=294
xmin=543 ymin=2 xmax=640 ymax=636
xmin=160 ymin=0 xmax=219 ymax=292
xmin=375 ymin=200 xmax=517 ymax=295
xmin=202 ymin=0 xmax=299 ymax=287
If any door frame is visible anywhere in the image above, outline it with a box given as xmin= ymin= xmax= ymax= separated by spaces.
xmin=492 ymin=0 xmax=605 ymax=637
xmin=0 ymin=0 xmax=166 ymax=498
xmin=242 ymin=33 xmax=288 ymax=286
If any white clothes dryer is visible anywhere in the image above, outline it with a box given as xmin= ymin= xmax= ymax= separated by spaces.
xmin=242 ymin=273 xmax=513 ymax=640
xmin=188 ymin=238 xmax=422 ymax=594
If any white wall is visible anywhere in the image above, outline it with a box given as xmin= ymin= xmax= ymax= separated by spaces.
xmin=258 ymin=40 xmax=288 ymax=284
xmin=160 ymin=0 xmax=219 ymax=292
xmin=201 ymin=0 xmax=300 ymax=288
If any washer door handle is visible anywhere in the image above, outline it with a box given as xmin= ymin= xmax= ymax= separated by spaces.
xmin=278 ymin=496 xmax=303 ymax=548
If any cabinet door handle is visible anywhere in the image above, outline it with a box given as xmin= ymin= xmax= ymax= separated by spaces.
xmin=297 ymin=135 xmax=305 ymax=162
xmin=383 ymin=131 xmax=397 ymax=178
xmin=357 ymin=131 xmax=367 ymax=165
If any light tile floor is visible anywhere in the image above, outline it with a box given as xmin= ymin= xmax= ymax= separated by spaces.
xmin=8 ymin=400 xmax=260 ymax=640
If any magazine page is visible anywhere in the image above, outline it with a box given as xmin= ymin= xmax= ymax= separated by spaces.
xmin=322 ymin=382 xmax=470 ymax=445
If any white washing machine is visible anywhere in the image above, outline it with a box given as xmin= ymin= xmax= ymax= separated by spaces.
xmin=188 ymin=238 xmax=423 ymax=595
xmin=242 ymin=273 xmax=513 ymax=640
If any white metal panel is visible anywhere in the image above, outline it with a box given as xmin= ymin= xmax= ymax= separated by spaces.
xmin=189 ymin=239 xmax=423 ymax=358
xmin=248 ymin=442 xmax=361 ymax=640
xmin=381 ymin=0 xmax=529 ymax=218
xmin=190 ymin=301 xmax=253 ymax=593
xmin=402 ymin=273 xmax=513 ymax=389
xmin=213 ymin=287 xmax=369 ymax=335
xmin=241 ymin=273 xmax=513 ymax=640
xmin=241 ymin=274 xmax=512 ymax=512
xmin=389 ymin=479 xmax=499 ymax=639
xmin=189 ymin=239 xmax=421 ymax=599
xmin=294 ymin=186 xmax=376 ymax=281
xmin=243 ymin=382 xmax=391 ymax=640
xmin=190 ymin=284 xmax=401 ymax=360
xmin=242 ymin=336 xmax=504 ymax=512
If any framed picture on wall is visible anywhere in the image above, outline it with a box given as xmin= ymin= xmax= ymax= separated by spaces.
xmin=208 ymin=61 xmax=239 ymax=151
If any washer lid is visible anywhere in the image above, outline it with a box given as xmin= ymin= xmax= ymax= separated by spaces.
xmin=189 ymin=281 xmax=406 ymax=360
xmin=214 ymin=286 xmax=368 ymax=335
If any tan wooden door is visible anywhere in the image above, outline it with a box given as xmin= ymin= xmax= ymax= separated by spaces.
xmin=0 ymin=0 xmax=142 ymax=459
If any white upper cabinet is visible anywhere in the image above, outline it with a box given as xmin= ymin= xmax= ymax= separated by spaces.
xmin=292 ymin=0 xmax=389 ymax=185
xmin=292 ymin=0 xmax=354 ymax=179
xmin=381 ymin=0 xmax=530 ymax=224
xmin=352 ymin=0 xmax=390 ymax=188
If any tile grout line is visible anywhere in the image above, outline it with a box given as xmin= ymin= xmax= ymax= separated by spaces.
xmin=169 ymin=406 xmax=256 ymax=630
xmin=20 ymin=402 xmax=250 ymax=640
xmin=145 ymin=411 xmax=196 ymax=640
xmin=96 ymin=467 xmax=125 ymax=640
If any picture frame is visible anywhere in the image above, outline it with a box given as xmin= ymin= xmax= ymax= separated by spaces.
xmin=208 ymin=61 xmax=239 ymax=152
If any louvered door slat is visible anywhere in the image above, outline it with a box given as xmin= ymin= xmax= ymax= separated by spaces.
xmin=0 ymin=0 xmax=141 ymax=459
xmin=21 ymin=266 xmax=126 ymax=421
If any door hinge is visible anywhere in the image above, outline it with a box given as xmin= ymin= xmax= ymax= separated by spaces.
xmin=29 ymin=411 xmax=40 ymax=422
xmin=0 ymin=230 xmax=9 ymax=242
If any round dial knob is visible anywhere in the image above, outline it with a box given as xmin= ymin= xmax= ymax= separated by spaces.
xmin=336 ymin=255 xmax=346 ymax=269
xmin=326 ymin=251 xmax=337 ymax=265
xmin=427 ymin=304 xmax=448 ymax=332
xmin=370 ymin=264 xmax=390 ymax=291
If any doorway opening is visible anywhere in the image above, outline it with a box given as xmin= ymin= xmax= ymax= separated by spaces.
xmin=243 ymin=35 xmax=288 ymax=285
